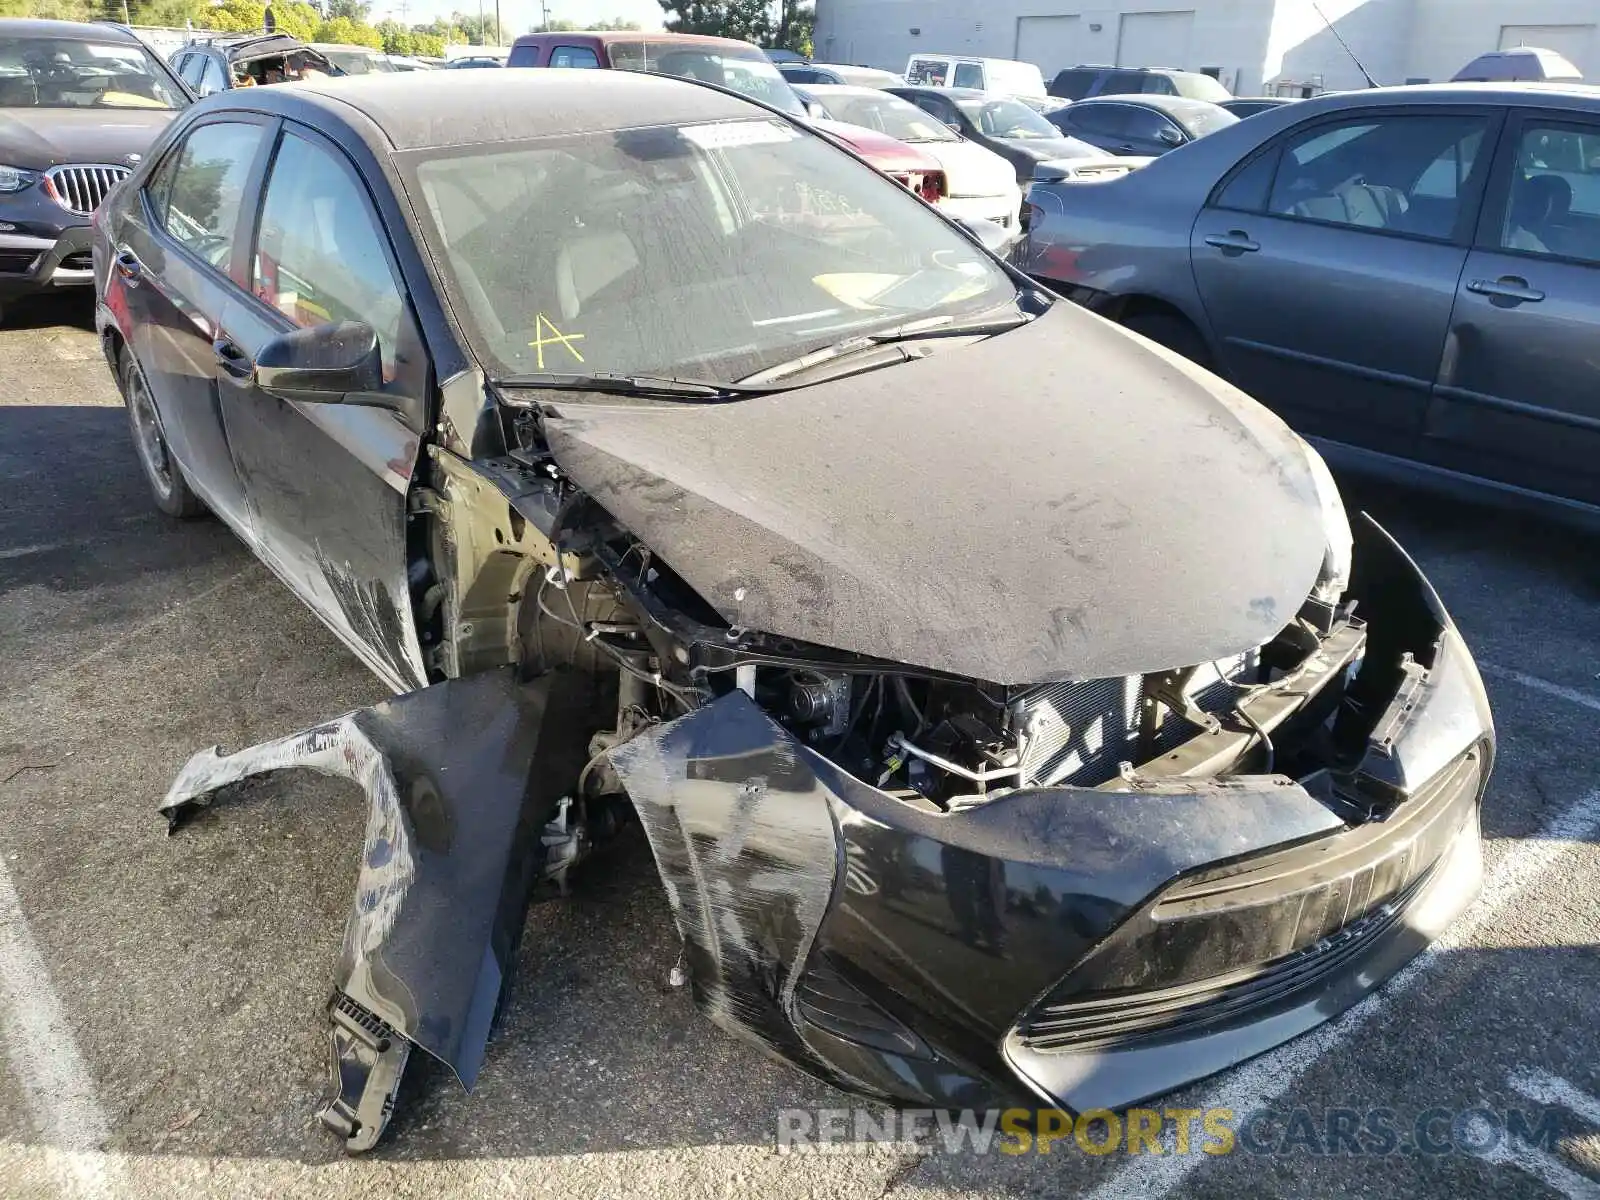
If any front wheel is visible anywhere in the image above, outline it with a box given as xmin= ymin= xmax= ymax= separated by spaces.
xmin=121 ymin=348 xmax=205 ymax=518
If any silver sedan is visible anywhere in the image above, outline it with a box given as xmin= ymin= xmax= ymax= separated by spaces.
xmin=1023 ymin=82 xmax=1600 ymax=523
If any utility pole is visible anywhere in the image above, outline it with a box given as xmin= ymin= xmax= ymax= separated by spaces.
xmin=477 ymin=0 xmax=483 ymax=43
xmin=494 ymin=0 xmax=500 ymax=45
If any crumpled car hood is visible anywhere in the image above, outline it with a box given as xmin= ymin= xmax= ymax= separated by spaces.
xmin=543 ymin=303 xmax=1328 ymax=685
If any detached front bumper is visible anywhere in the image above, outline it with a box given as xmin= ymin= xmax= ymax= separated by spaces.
xmin=609 ymin=517 xmax=1494 ymax=1113
xmin=0 ymin=224 xmax=95 ymax=298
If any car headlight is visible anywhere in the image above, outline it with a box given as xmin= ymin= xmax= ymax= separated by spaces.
xmin=1298 ymin=435 xmax=1353 ymax=603
xmin=0 ymin=164 xmax=38 ymax=193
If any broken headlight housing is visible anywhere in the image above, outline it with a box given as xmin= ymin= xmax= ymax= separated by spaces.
xmin=1299 ymin=436 xmax=1353 ymax=605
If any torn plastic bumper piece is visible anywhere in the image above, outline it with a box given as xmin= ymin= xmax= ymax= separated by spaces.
xmin=159 ymin=668 xmax=590 ymax=1152
xmin=608 ymin=518 xmax=1495 ymax=1115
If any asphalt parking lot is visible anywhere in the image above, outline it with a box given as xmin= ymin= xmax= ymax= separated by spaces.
xmin=2 ymin=293 xmax=1599 ymax=1200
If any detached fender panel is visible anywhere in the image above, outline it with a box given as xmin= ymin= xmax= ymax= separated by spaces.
xmin=159 ymin=668 xmax=592 ymax=1150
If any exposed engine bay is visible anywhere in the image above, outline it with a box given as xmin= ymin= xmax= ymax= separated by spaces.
xmin=421 ymin=433 xmax=1375 ymax=834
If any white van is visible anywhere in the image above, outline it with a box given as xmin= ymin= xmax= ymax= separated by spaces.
xmin=904 ymin=54 xmax=1046 ymax=97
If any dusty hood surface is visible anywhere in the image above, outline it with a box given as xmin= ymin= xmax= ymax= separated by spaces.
xmin=0 ymin=108 xmax=175 ymax=168
xmin=544 ymin=303 xmax=1328 ymax=685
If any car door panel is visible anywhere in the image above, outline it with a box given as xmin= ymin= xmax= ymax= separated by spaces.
xmin=1190 ymin=110 xmax=1497 ymax=457
xmin=219 ymin=124 xmax=429 ymax=691
xmin=1431 ymin=112 xmax=1600 ymax=505
xmin=124 ymin=117 xmax=273 ymax=531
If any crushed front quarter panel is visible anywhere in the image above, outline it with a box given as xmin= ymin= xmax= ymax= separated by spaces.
xmin=159 ymin=668 xmax=592 ymax=1151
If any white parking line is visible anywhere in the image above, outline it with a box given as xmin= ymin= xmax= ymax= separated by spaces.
xmin=1479 ymin=1136 xmax=1600 ymax=1200
xmin=0 ymin=858 xmax=120 ymax=1200
xmin=1508 ymin=1069 xmax=1600 ymax=1131
xmin=1086 ymin=784 xmax=1600 ymax=1200
xmin=1480 ymin=663 xmax=1600 ymax=716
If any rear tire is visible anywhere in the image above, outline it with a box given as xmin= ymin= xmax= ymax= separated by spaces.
xmin=1122 ymin=311 xmax=1215 ymax=372
xmin=121 ymin=347 xmax=205 ymax=518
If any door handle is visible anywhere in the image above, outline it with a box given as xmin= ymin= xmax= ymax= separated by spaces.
xmin=112 ymin=248 xmax=142 ymax=286
xmin=1204 ymin=230 xmax=1261 ymax=254
xmin=1466 ymin=276 xmax=1545 ymax=304
xmin=212 ymin=337 xmax=254 ymax=380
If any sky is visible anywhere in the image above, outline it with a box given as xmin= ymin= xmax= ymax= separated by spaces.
xmin=367 ymin=0 xmax=668 ymax=34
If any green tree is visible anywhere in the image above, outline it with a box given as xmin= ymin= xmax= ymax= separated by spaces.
xmin=528 ymin=17 xmax=639 ymax=33
xmin=207 ymin=0 xmax=265 ymax=32
xmin=271 ymin=1 xmax=321 ymax=39
xmin=322 ymin=0 xmax=370 ymax=21
xmin=448 ymin=9 xmax=496 ymax=45
xmin=657 ymin=0 xmax=771 ymax=45
xmin=407 ymin=29 xmax=443 ymax=55
xmin=314 ymin=14 xmax=381 ymax=47
xmin=774 ymin=1 xmax=813 ymax=57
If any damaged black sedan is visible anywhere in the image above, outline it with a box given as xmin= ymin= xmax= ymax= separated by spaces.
xmin=94 ymin=69 xmax=1494 ymax=1153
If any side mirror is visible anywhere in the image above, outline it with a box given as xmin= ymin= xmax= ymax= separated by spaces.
xmin=1158 ymin=127 xmax=1184 ymax=146
xmin=255 ymin=321 xmax=383 ymax=402
xmin=944 ymin=120 xmax=962 ymax=133
xmin=805 ymin=99 xmax=828 ymax=120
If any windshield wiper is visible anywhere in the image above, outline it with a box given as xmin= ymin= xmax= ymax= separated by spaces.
xmin=490 ymin=372 xmax=770 ymax=401
xmin=738 ymin=312 xmax=1032 ymax=386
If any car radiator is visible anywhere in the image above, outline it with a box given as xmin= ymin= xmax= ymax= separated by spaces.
xmin=1012 ymin=652 xmax=1258 ymax=787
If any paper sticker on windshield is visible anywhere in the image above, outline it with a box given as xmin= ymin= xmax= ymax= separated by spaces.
xmin=680 ymin=121 xmax=799 ymax=150
xmin=529 ymin=314 xmax=586 ymax=370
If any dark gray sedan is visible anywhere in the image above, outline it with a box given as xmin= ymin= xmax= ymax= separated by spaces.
xmin=1025 ymin=83 xmax=1600 ymax=520
xmin=886 ymin=84 xmax=1103 ymax=184
xmin=1047 ymin=94 xmax=1238 ymax=157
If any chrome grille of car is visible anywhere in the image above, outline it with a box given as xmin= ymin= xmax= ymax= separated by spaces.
xmin=45 ymin=164 xmax=132 ymax=217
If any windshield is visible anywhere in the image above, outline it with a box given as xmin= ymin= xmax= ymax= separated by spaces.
xmin=405 ymin=119 xmax=1014 ymax=385
xmin=953 ymin=97 xmax=1058 ymax=140
xmin=606 ymin=40 xmax=806 ymax=117
xmin=319 ymin=47 xmax=393 ymax=74
xmin=1173 ymin=73 xmax=1232 ymax=102
xmin=0 ymin=37 xmax=185 ymax=109
xmin=818 ymin=91 xmax=957 ymax=143
xmin=1178 ymin=102 xmax=1239 ymax=137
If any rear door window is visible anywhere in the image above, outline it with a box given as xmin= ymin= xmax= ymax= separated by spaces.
xmin=1069 ymin=104 xmax=1131 ymax=137
xmin=1121 ymin=107 xmax=1177 ymax=141
xmin=1267 ymin=114 xmax=1491 ymax=241
xmin=907 ymin=58 xmax=949 ymax=86
xmin=197 ymin=56 xmax=226 ymax=96
xmin=1050 ymin=68 xmax=1097 ymax=100
xmin=1096 ymin=70 xmax=1145 ymax=96
xmin=1497 ymin=119 xmax=1600 ymax=264
xmin=550 ymin=45 xmax=600 ymax=68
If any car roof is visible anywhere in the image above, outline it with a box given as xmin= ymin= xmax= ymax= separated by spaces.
xmin=310 ymin=42 xmax=381 ymax=53
xmin=801 ymin=83 xmax=902 ymax=98
xmin=1076 ymin=93 xmax=1225 ymax=115
xmin=890 ymin=85 xmax=988 ymax=100
xmin=1299 ymin=80 xmax=1600 ymax=113
xmin=513 ymin=30 xmax=760 ymax=49
xmin=0 ymin=17 xmax=143 ymax=43
xmin=191 ymin=32 xmax=309 ymax=56
xmin=246 ymin=69 xmax=769 ymax=151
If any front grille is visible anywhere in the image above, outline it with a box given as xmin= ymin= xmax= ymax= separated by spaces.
xmin=45 ymin=164 xmax=131 ymax=217
xmin=58 ymin=251 xmax=92 ymax=271
xmin=1010 ymin=745 xmax=1484 ymax=1053
xmin=0 ymin=249 xmax=38 ymax=274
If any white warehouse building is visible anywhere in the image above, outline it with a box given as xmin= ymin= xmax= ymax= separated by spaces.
xmin=813 ymin=0 xmax=1600 ymax=96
